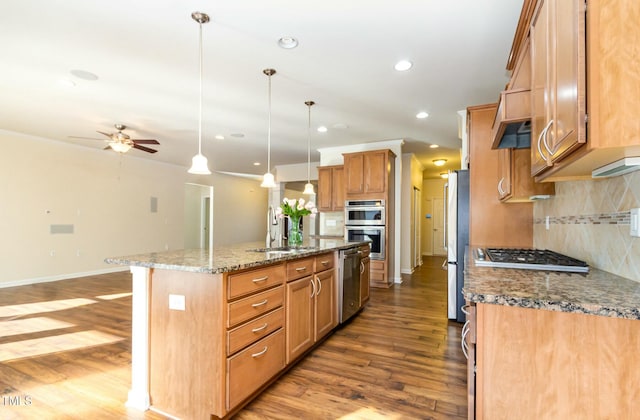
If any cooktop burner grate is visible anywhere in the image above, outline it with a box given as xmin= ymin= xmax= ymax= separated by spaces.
xmin=474 ymin=248 xmax=589 ymax=273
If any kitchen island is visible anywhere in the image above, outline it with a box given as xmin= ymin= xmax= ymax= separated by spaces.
xmin=105 ymin=239 xmax=369 ymax=419
xmin=463 ymin=258 xmax=640 ymax=419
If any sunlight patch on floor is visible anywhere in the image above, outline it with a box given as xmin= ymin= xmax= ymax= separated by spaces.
xmin=0 ymin=298 xmax=97 ymax=318
xmin=338 ymin=407 xmax=403 ymax=419
xmin=0 ymin=330 xmax=124 ymax=362
xmin=2 ymin=317 xmax=75 ymax=337
xmin=95 ymin=292 xmax=132 ymax=300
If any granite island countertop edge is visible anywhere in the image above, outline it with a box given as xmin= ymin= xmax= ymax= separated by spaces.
xmin=105 ymin=239 xmax=369 ymax=274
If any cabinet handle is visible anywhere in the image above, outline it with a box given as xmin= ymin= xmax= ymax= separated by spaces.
xmin=251 ymin=299 xmax=268 ymax=308
xmin=537 ymin=120 xmax=553 ymax=165
xmin=315 ymin=276 xmax=322 ymax=296
xmin=497 ymin=177 xmax=505 ymax=196
xmin=295 ymin=266 xmax=308 ymax=272
xmin=542 ymin=119 xmax=554 ymax=163
xmin=461 ymin=320 xmax=470 ymax=360
xmin=360 ymin=261 xmax=365 ymax=274
xmin=310 ymin=277 xmax=316 ymax=298
xmin=320 ymin=260 xmax=330 ymax=266
xmin=251 ymin=323 xmax=268 ymax=333
xmin=252 ymin=276 xmax=269 ymax=283
xmin=251 ymin=346 xmax=268 ymax=358
xmin=461 ymin=304 xmax=471 ymax=316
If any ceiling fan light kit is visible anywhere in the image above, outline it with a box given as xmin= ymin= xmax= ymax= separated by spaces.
xmin=260 ymin=68 xmax=277 ymax=188
xmin=188 ymin=11 xmax=212 ymax=175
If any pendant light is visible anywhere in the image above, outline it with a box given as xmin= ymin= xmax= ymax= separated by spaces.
xmin=188 ymin=12 xmax=212 ymax=175
xmin=303 ymin=101 xmax=315 ymax=195
xmin=260 ymin=68 xmax=277 ymax=188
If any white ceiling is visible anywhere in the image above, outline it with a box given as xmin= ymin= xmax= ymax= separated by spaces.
xmin=1 ymin=0 xmax=522 ymax=179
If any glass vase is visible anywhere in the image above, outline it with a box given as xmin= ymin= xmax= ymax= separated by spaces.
xmin=288 ymin=215 xmax=303 ymax=247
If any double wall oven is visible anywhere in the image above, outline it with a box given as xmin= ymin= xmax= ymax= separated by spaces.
xmin=344 ymin=199 xmax=385 ymax=260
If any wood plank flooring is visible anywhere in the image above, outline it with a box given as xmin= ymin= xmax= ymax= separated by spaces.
xmin=0 ymin=257 xmax=466 ymax=419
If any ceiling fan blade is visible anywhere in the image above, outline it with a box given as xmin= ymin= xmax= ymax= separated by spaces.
xmin=132 ymin=139 xmax=160 ymax=144
xmin=133 ymin=144 xmax=158 ymax=153
xmin=97 ymin=131 xmax=114 ymax=139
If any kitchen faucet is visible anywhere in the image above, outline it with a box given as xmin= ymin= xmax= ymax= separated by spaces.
xmin=266 ymin=205 xmax=277 ymax=248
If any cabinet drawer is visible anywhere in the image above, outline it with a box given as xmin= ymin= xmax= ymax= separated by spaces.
xmin=227 ymin=329 xmax=285 ymax=410
xmin=227 ymin=308 xmax=284 ymax=356
xmin=286 ymin=257 xmax=314 ymax=281
xmin=227 ymin=264 xmax=285 ymax=300
xmin=227 ymin=286 xmax=284 ymax=328
xmin=314 ymin=253 xmax=334 ymax=273
xmin=370 ymin=270 xmax=386 ymax=283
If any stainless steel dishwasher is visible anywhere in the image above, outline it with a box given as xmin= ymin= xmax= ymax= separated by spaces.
xmin=339 ymin=246 xmax=362 ymax=323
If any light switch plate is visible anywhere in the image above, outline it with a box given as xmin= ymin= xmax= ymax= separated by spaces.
xmin=631 ymin=208 xmax=639 ymax=237
xmin=169 ymin=294 xmax=185 ymax=311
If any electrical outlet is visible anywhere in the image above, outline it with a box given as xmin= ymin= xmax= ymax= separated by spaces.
xmin=169 ymin=294 xmax=185 ymax=311
xmin=631 ymin=208 xmax=639 ymax=237
xmin=50 ymin=250 xmax=55 ymax=257
xmin=545 ymin=216 xmax=550 ymax=230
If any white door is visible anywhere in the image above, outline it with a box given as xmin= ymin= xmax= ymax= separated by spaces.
xmin=413 ymin=187 xmax=421 ymax=267
xmin=432 ymin=197 xmax=447 ymax=256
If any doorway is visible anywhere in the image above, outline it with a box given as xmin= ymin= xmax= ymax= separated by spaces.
xmin=184 ymin=183 xmax=213 ymax=249
xmin=432 ymin=197 xmax=446 ymax=256
xmin=412 ymin=187 xmax=421 ymax=267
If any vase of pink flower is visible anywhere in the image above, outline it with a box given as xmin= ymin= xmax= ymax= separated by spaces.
xmin=275 ymin=197 xmax=317 ymax=246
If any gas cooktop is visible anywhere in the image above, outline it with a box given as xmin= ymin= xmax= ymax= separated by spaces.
xmin=474 ymin=248 xmax=589 ymax=273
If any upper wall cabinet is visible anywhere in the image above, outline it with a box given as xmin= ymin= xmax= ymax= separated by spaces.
xmin=530 ymin=0 xmax=587 ymax=178
xmin=343 ymin=150 xmax=394 ymax=198
xmin=317 ymin=165 xmax=344 ymax=212
xmin=522 ymin=0 xmax=640 ymax=181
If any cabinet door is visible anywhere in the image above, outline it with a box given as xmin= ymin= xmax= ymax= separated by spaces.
xmin=332 ymin=166 xmax=345 ymax=211
xmin=344 ymin=153 xmax=365 ymax=194
xmin=359 ymin=256 xmax=370 ymax=306
xmin=314 ymin=269 xmax=336 ymax=341
xmin=530 ymin=0 xmax=552 ymax=175
xmin=497 ymin=148 xmax=512 ymax=200
xmin=363 ymin=151 xmax=386 ymax=193
xmin=285 ymin=276 xmax=314 ymax=364
xmin=317 ymin=167 xmax=333 ymax=212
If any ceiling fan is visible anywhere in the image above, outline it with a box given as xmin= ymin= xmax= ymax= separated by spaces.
xmin=70 ymin=124 xmax=160 ymax=154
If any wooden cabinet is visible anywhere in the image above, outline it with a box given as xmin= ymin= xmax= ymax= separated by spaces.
xmin=468 ymin=104 xmax=535 ymax=247
xmin=359 ymin=245 xmax=370 ymax=306
xmin=530 ymin=0 xmax=586 ymax=177
xmin=343 ymin=150 xmax=393 ymax=197
xmin=473 ymin=303 xmax=640 ymax=419
xmin=285 ymin=252 xmax=337 ymax=364
xmin=498 ymin=147 xmax=555 ymax=202
xmin=317 ymin=165 xmax=344 ymax=212
xmin=369 ymin=259 xmax=387 ymax=288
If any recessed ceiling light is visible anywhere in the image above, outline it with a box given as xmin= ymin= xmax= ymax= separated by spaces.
xmin=433 ymin=159 xmax=447 ymax=167
xmin=440 ymin=172 xmax=449 ymax=179
xmin=430 ymin=144 xmax=439 ymax=148
xmin=215 ymin=135 xmax=225 ymax=140
xmin=416 ymin=111 xmax=429 ymax=119
xmin=394 ymin=60 xmax=413 ymax=71
xmin=278 ymin=36 xmax=298 ymax=49
xmin=230 ymin=133 xmax=244 ymax=138
xmin=69 ymin=69 xmax=98 ymax=81
xmin=253 ymin=162 xmax=261 ymax=166
xmin=317 ymin=126 xmax=328 ymax=133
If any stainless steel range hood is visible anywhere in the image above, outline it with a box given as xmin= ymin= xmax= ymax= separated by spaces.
xmin=592 ymin=157 xmax=640 ymax=178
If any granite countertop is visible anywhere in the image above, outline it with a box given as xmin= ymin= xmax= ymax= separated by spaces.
xmin=464 ymin=255 xmax=640 ymax=320
xmin=105 ymin=238 xmax=367 ymax=274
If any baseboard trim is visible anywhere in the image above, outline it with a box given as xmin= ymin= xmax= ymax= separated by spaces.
xmin=0 ymin=266 xmax=130 ymax=288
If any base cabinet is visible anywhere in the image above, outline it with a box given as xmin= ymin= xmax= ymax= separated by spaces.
xmin=359 ymin=246 xmax=370 ymax=305
xmin=473 ymin=303 xmax=640 ymax=419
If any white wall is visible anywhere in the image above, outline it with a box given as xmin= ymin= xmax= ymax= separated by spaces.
xmin=0 ymin=130 xmax=266 ymax=286
xmin=400 ymin=154 xmax=424 ymax=274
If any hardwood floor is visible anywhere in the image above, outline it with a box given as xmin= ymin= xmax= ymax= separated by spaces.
xmin=0 ymin=257 xmax=466 ymax=419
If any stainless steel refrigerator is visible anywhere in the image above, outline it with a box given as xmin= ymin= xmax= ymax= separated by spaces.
xmin=446 ymin=170 xmax=469 ymax=323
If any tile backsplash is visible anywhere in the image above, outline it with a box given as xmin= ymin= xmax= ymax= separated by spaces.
xmin=533 ymin=170 xmax=640 ymax=281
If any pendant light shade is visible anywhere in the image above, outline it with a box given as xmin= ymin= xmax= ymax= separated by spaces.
xmin=188 ymin=12 xmax=212 ymax=175
xmin=303 ymin=100 xmax=315 ymax=195
xmin=261 ymin=68 xmax=277 ymax=188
